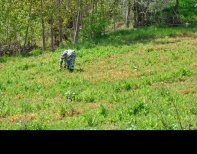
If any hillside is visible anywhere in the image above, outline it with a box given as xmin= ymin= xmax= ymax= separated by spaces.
xmin=0 ymin=26 xmax=197 ymax=130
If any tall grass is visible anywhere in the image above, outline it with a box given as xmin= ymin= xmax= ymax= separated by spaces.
xmin=0 ymin=26 xmax=197 ymax=130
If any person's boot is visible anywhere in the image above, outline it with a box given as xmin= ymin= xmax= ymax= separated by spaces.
xmin=69 ymin=69 xmax=74 ymax=72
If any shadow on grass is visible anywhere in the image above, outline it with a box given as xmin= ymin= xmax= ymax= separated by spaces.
xmin=57 ymin=68 xmax=85 ymax=73
xmin=75 ymin=68 xmax=85 ymax=73
xmin=0 ymin=57 xmax=7 ymax=63
xmin=15 ymin=48 xmax=53 ymax=58
xmin=67 ymin=26 xmax=197 ymax=50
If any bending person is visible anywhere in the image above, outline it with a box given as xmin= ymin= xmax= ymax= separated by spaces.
xmin=59 ymin=49 xmax=76 ymax=72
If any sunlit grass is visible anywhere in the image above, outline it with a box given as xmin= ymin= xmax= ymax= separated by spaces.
xmin=1 ymin=26 xmax=197 ymax=130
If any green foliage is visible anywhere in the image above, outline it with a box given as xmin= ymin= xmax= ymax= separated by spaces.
xmin=0 ymin=56 xmax=8 ymax=63
xmin=1 ymin=0 xmax=197 ymax=54
xmin=65 ymin=91 xmax=76 ymax=102
xmin=178 ymin=0 xmax=197 ymax=22
xmin=81 ymin=11 xmax=108 ymax=40
xmin=30 ymin=48 xmax=43 ymax=56
xmin=98 ymin=104 xmax=108 ymax=118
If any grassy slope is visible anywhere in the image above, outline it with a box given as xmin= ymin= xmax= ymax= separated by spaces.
xmin=0 ymin=26 xmax=197 ymax=130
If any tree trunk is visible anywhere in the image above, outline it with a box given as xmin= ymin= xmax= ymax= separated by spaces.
xmin=40 ymin=0 xmax=46 ymax=51
xmin=74 ymin=12 xmax=80 ymax=44
xmin=100 ymin=0 xmax=105 ymax=35
xmin=50 ymin=17 xmax=54 ymax=50
xmin=126 ymin=1 xmax=131 ymax=28
xmin=58 ymin=0 xmax=63 ymax=45
xmin=172 ymin=0 xmax=179 ymax=16
xmin=167 ymin=0 xmax=181 ymax=25
xmin=24 ymin=0 xmax=33 ymax=51
xmin=133 ymin=0 xmax=138 ymax=28
xmin=133 ymin=0 xmax=149 ymax=28
xmin=74 ymin=0 xmax=82 ymax=44
xmin=113 ymin=0 xmax=118 ymax=32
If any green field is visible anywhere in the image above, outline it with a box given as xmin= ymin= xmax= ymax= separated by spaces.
xmin=0 ymin=26 xmax=197 ymax=130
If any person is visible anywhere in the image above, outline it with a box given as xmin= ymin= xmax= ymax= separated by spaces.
xmin=59 ymin=49 xmax=76 ymax=72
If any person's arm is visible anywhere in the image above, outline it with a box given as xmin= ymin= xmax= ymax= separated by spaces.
xmin=59 ymin=58 xmax=63 ymax=68
xmin=59 ymin=51 xmax=68 ymax=69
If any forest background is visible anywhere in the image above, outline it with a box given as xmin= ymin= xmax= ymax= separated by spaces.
xmin=0 ymin=0 xmax=197 ymax=55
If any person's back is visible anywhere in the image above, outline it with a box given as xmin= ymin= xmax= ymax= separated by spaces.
xmin=66 ymin=49 xmax=74 ymax=57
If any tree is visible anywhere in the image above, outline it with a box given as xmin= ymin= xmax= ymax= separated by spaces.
xmin=40 ymin=0 xmax=46 ymax=51
xmin=126 ymin=0 xmax=132 ymax=28
xmin=24 ymin=0 xmax=33 ymax=51
xmin=167 ymin=0 xmax=184 ymax=25
xmin=58 ymin=0 xmax=63 ymax=46
xmin=172 ymin=0 xmax=179 ymax=16
xmin=74 ymin=0 xmax=82 ymax=44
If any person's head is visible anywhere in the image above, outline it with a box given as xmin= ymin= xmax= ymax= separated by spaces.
xmin=61 ymin=56 xmax=66 ymax=59
xmin=61 ymin=52 xmax=67 ymax=59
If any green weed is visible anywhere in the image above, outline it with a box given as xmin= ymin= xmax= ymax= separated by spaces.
xmin=1 ymin=26 xmax=197 ymax=130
